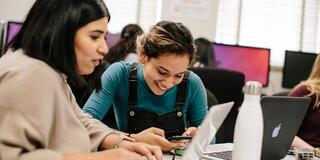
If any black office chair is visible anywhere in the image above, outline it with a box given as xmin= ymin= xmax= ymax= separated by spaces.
xmin=206 ymin=88 xmax=219 ymax=108
xmin=190 ymin=67 xmax=245 ymax=143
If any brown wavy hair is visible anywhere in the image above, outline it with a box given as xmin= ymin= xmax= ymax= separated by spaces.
xmin=136 ymin=21 xmax=196 ymax=63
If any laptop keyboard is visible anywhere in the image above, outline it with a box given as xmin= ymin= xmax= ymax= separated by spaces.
xmin=202 ymin=150 xmax=232 ymax=160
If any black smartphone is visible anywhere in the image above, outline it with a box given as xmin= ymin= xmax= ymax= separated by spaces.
xmin=167 ymin=135 xmax=192 ymax=141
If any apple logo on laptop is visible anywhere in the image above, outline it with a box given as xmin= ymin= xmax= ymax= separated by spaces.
xmin=272 ymin=123 xmax=281 ymax=138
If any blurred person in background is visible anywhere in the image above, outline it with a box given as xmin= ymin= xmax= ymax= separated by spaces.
xmin=192 ymin=37 xmax=217 ymax=68
xmin=289 ymin=54 xmax=320 ymax=150
xmin=104 ymin=24 xmax=143 ymax=64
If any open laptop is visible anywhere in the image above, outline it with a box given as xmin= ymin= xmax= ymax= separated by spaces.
xmin=194 ymin=96 xmax=310 ymax=160
xmin=181 ymin=102 xmax=234 ymax=160
xmin=260 ymin=96 xmax=310 ymax=160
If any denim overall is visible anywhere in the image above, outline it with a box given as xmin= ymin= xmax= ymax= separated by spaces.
xmin=127 ymin=63 xmax=189 ymax=138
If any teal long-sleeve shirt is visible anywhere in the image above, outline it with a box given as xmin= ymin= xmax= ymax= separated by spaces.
xmin=83 ymin=62 xmax=208 ymax=132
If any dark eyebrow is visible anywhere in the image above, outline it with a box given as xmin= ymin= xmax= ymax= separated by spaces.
xmin=158 ymin=66 xmax=185 ymax=75
xmin=90 ymin=30 xmax=105 ymax=34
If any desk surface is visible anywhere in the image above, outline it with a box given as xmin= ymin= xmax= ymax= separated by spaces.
xmin=163 ymin=154 xmax=313 ymax=160
xmin=162 ymin=143 xmax=320 ymax=160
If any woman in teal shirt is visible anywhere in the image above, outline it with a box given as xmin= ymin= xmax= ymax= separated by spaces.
xmin=83 ymin=21 xmax=208 ymax=151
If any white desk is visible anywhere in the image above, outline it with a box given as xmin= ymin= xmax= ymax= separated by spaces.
xmin=162 ymin=143 xmax=320 ymax=160
xmin=163 ymin=154 xmax=304 ymax=160
xmin=163 ymin=154 xmax=311 ymax=160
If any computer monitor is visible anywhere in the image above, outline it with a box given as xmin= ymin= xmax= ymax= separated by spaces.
xmin=213 ymin=43 xmax=270 ymax=86
xmin=282 ymin=50 xmax=317 ymax=89
xmin=5 ymin=21 xmax=22 ymax=47
xmin=106 ymin=33 xmax=120 ymax=49
xmin=0 ymin=20 xmax=5 ymax=56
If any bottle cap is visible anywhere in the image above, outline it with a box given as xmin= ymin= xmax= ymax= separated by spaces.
xmin=243 ymin=81 xmax=262 ymax=95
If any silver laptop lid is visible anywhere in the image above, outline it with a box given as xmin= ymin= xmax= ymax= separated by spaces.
xmin=182 ymin=102 xmax=234 ymax=160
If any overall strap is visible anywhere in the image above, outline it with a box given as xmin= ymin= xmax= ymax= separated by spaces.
xmin=176 ymin=71 xmax=190 ymax=110
xmin=128 ymin=63 xmax=139 ymax=106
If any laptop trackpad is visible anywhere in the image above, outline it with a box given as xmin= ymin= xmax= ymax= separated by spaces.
xmin=202 ymin=143 xmax=233 ymax=160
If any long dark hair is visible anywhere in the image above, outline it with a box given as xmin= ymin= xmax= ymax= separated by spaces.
xmin=104 ymin=24 xmax=143 ymax=64
xmin=7 ymin=0 xmax=110 ymax=90
xmin=194 ymin=37 xmax=217 ymax=68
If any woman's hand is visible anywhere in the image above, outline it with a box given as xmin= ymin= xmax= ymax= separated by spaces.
xmin=119 ymin=141 xmax=162 ymax=160
xmin=100 ymin=132 xmax=162 ymax=159
xmin=183 ymin=127 xmax=197 ymax=137
xmin=132 ymin=127 xmax=185 ymax=151
xmin=64 ymin=148 xmax=154 ymax=160
xmin=291 ymin=136 xmax=314 ymax=150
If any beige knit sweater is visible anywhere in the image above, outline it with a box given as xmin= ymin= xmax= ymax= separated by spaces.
xmin=0 ymin=50 xmax=114 ymax=160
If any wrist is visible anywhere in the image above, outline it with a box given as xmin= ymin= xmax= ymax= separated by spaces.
xmin=112 ymin=133 xmax=135 ymax=149
xmin=128 ymin=133 xmax=137 ymax=140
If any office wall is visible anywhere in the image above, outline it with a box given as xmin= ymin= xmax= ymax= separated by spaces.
xmin=159 ymin=0 xmax=290 ymax=95
xmin=262 ymin=67 xmax=291 ymax=96
xmin=159 ymin=0 xmax=219 ymax=41
xmin=0 ymin=0 xmax=289 ymax=95
xmin=0 ymin=0 xmax=35 ymax=21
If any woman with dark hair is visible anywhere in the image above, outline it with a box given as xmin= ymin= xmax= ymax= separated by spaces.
xmin=83 ymin=21 xmax=208 ymax=151
xmin=69 ymin=24 xmax=143 ymax=108
xmin=0 ymin=0 xmax=161 ymax=159
xmin=193 ymin=37 xmax=217 ymax=68
xmin=105 ymin=24 xmax=143 ymax=64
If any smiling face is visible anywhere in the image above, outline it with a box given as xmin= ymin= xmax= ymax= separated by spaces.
xmin=141 ymin=53 xmax=190 ymax=95
xmin=74 ymin=17 xmax=109 ymax=75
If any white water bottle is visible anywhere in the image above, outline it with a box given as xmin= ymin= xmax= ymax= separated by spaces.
xmin=232 ymin=81 xmax=263 ymax=160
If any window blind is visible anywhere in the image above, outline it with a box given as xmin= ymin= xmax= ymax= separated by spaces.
xmin=104 ymin=0 xmax=158 ymax=33
xmin=216 ymin=0 xmax=320 ymax=66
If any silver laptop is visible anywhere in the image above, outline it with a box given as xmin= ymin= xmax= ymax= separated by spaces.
xmin=197 ymin=96 xmax=311 ymax=160
xmin=181 ymin=102 xmax=234 ymax=160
